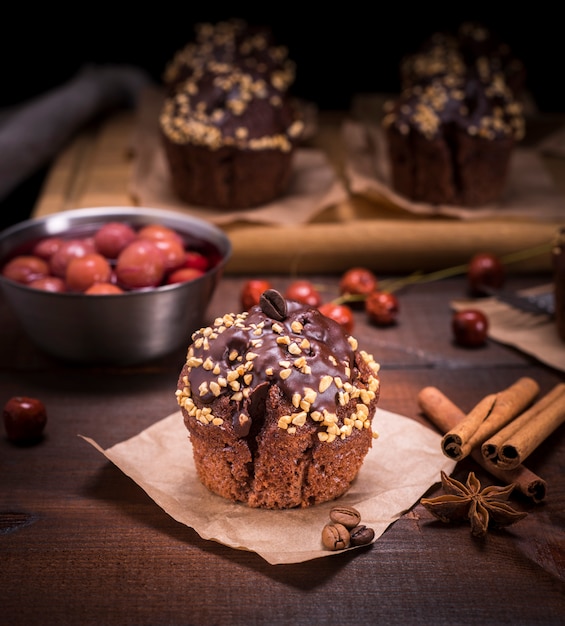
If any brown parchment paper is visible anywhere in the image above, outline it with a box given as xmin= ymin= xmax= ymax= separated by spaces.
xmin=344 ymin=119 xmax=565 ymax=222
xmin=452 ymin=285 xmax=564 ymax=372
xmin=81 ymin=407 xmax=455 ymax=565
xmin=128 ymin=87 xmax=348 ymax=226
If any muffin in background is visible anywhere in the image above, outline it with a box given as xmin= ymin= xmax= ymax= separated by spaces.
xmin=159 ymin=19 xmax=303 ymax=210
xmin=383 ymin=22 xmax=525 ymax=207
xmin=160 ymin=66 xmax=304 ymax=209
xmin=382 ymin=75 xmax=525 ymax=206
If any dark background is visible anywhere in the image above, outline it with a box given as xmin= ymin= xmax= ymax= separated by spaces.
xmin=0 ymin=6 xmax=561 ymax=228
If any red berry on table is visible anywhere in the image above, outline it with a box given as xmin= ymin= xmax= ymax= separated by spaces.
xmin=467 ymin=252 xmax=505 ymax=295
xmin=319 ymin=302 xmax=355 ymax=334
xmin=339 ymin=267 xmax=378 ymax=297
xmin=365 ymin=291 xmax=399 ymax=326
xmin=3 ymin=396 xmax=47 ymax=443
xmin=240 ymin=279 xmax=273 ymax=310
xmin=285 ymin=280 xmax=323 ymax=307
xmin=452 ymin=309 xmax=489 ymax=347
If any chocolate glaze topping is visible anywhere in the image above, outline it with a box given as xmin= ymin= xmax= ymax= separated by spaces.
xmin=382 ymin=76 xmax=524 ymax=142
xmin=385 ymin=21 xmax=525 ymax=143
xmin=176 ymin=294 xmax=380 ymax=441
xmin=160 ymin=66 xmax=304 ymax=152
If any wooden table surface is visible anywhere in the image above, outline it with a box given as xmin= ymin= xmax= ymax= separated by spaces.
xmin=1 ymin=271 xmax=564 ymax=626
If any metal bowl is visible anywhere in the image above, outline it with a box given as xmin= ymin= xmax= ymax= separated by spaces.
xmin=0 ymin=206 xmax=232 ymax=365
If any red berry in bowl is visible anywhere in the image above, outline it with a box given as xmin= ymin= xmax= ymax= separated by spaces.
xmin=467 ymin=252 xmax=505 ymax=295
xmin=365 ymin=291 xmax=399 ymax=326
xmin=166 ymin=267 xmax=205 ymax=285
xmin=240 ymin=279 xmax=273 ymax=310
xmin=183 ymin=250 xmax=209 ymax=272
xmin=285 ymin=280 xmax=323 ymax=307
xmin=452 ymin=309 xmax=489 ymax=347
xmin=319 ymin=302 xmax=355 ymax=334
xmin=115 ymin=239 xmax=165 ymax=289
xmin=85 ymin=282 xmax=124 ymax=295
xmin=28 ymin=276 xmax=67 ymax=293
xmin=65 ymin=253 xmax=112 ymax=292
xmin=49 ymin=239 xmax=96 ymax=278
xmin=93 ymin=222 xmax=137 ymax=258
xmin=152 ymin=237 xmax=187 ymax=271
xmin=32 ymin=236 xmax=64 ymax=260
xmin=138 ymin=223 xmax=183 ymax=245
xmin=3 ymin=396 xmax=47 ymax=444
xmin=1 ymin=255 xmax=50 ymax=284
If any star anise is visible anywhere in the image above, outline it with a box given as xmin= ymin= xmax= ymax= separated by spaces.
xmin=420 ymin=471 xmax=528 ymax=537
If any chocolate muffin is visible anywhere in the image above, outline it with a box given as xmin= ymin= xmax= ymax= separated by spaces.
xmin=384 ymin=21 xmax=526 ymax=207
xmin=175 ymin=290 xmax=381 ymax=509
xmin=160 ymin=64 xmax=303 ymax=209
xmin=382 ymin=75 xmax=525 ymax=206
xmin=160 ymin=19 xmax=303 ymax=210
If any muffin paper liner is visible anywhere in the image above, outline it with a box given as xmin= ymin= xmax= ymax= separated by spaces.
xmin=81 ymin=407 xmax=455 ymax=565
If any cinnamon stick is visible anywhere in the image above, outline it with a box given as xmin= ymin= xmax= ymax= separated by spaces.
xmin=440 ymin=377 xmax=539 ymax=461
xmin=481 ymin=383 xmax=565 ymax=470
xmin=418 ymin=386 xmax=547 ymax=502
xmin=441 ymin=394 xmax=496 ymax=460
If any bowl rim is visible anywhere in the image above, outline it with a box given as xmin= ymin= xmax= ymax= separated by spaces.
xmin=0 ymin=206 xmax=232 ymax=297
xmin=0 ymin=205 xmax=232 ymax=241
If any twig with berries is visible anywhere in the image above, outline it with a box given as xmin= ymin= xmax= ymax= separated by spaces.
xmin=239 ymin=241 xmax=554 ymax=342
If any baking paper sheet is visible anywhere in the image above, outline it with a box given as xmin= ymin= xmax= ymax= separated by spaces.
xmin=82 ymin=407 xmax=455 ymax=565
